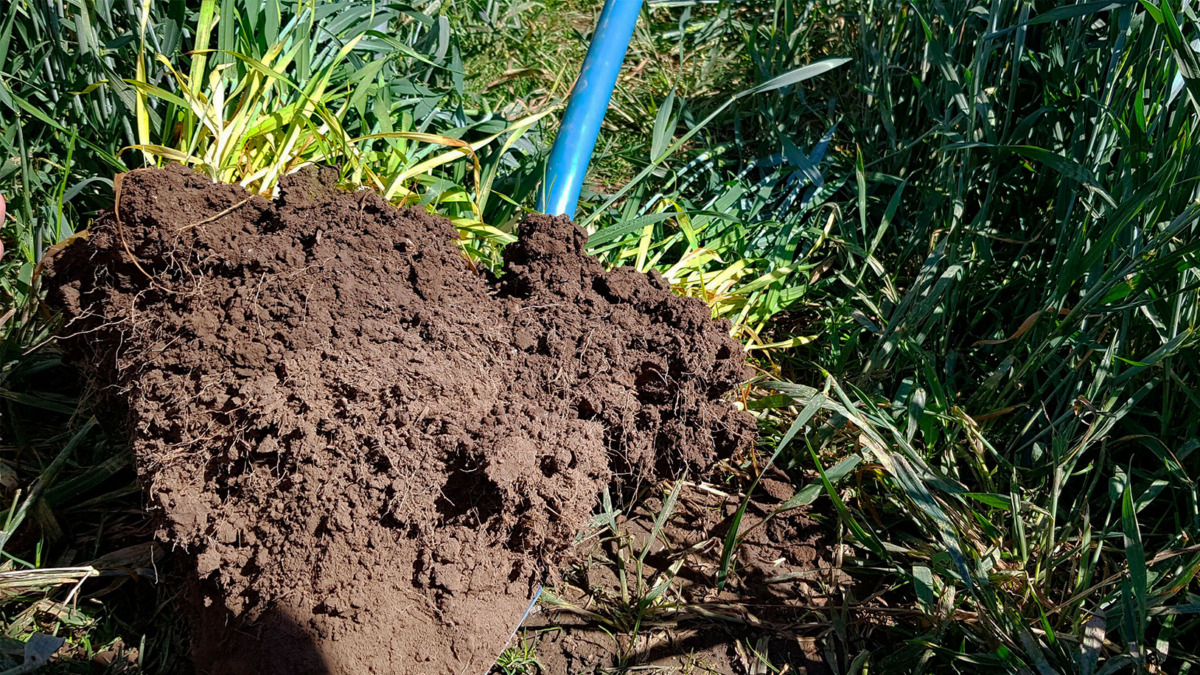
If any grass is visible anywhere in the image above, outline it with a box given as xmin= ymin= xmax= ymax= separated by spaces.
xmin=452 ymin=0 xmax=762 ymax=188
xmin=493 ymin=633 xmax=543 ymax=674
xmin=3 ymin=0 xmax=1200 ymax=672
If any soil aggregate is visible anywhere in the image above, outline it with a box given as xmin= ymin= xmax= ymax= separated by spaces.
xmin=45 ymin=165 xmax=757 ymax=673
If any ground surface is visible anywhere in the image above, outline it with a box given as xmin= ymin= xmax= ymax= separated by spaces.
xmin=44 ymin=165 xmax=762 ymax=673
xmin=524 ymin=477 xmax=837 ymax=674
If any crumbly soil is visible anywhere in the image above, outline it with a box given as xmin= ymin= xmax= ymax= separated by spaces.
xmin=45 ymin=165 xmax=758 ymax=674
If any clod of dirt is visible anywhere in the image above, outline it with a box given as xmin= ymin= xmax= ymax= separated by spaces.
xmin=46 ymin=165 xmax=756 ymax=674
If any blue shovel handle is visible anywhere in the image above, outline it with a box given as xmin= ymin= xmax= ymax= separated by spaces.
xmin=536 ymin=0 xmax=644 ymax=219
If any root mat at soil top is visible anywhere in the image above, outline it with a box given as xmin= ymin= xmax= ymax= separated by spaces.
xmin=47 ymin=165 xmax=756 ymax=674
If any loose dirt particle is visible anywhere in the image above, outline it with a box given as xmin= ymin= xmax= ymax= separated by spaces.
xmin=46 ymin=165 xmax=756 ymax=674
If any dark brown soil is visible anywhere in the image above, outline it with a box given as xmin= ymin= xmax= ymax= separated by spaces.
xmin=525 ymin=476 xmax=838 ymax=674
xmin=45 ymin=165 xmax=757 ymax=674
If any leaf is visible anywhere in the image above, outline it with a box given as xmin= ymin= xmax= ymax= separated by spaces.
xmin=1017 ymin=630 xmax=1058 ymax=675
xmin=1161 ymin=0 xmax=1200 ymax=117
xmin=1122 ymin=484 xmax=1147 ymax=644
xmin=861 ymin=178 xmax=906 ymax=284
xmin=23 ymin=633 xmax=65 ymax=669
xmin=742 ymin=57 xmax=853 ymax=96
xmin=134 ymin=0 xmax=154 ymax=165
xmin=121 ymin=144 xmax=200 ymax=165
xmin=807 ymin=440 xmax=888 ymax=558
xmin=651 ymin=88 xmax=677 ymax=161
xmin=776 ymin=454 xmax=863 ymax=512
xmin=638 ymin=480 xmax=683 ymax=566
xmin=913 ymin=565 xmax=936 ymax=613
xmin=0 ymin=420 xmax=97 ymax=556
xmin=0 ymin=391 xmax=78 ymax=415
xmin=1028 ymin=1 xmax=1135 ymax=25
xmin=947 ymin=143 xmax=1116 ymax=207
xmin=587 ymin=212 xmax=681 ymax=248
xmin=637 ymin=558 xmax=684 ymax=611
xmin=974 ymin=308 xmax=1069 ymax=346
xmin=1010 ymin=146 xmax=1102 ymax=189
xmin=122 ymin=79 xmax=191 ymax=110
xmin=737 ymin=265 xmax=796 ymax=294
xmin=1113 ymin=329 xmax=1194 ymax=385
xmin=962 ymin=492 xmax=1013 ymax=510
xmin=1138 ymin=0 xmax=1164 ymax=23
xmin=906 ymin=387 xmax=925 ymax=442
xmin=1079 ymin=613 xmax=1105 ymax=675
xmin=855 ymin=147 xmax=867 ymax=247
xmin=1099 ymin=273 xmax=1146 ymax=304
xmin=746 ymin=334 xmax=819 ymax=350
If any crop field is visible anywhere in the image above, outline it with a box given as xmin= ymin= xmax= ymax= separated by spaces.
xmin=1 ymin=0 xmax=1199 ymax=673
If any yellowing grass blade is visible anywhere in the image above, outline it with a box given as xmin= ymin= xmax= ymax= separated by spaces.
xmin=188 ymin=0 xmax=219 ymax=95
xmin=663 ymin=248 xmax=720 ymax=283
xmin=259 ymin=34 xmax=366 ymax=192
xmin=634 ymin=219 xmax=655 ymax=272
xmin=134 ymin=0 xmax=154 ymax=165
xmin=746 ymin=334 xmax=819 ymax=351
xmin=706 ymin=259 xmax=749 ymax=289
xmin=122 ymin=144 xmax=202 ymax=165
xmin=738 ymin=265 xmax=795 ymax=294
xmin=450 ymin=218 xmax=519 ymax=244
xmin=476 ymin=107 xmax=560 ymax=213
xmin=122 ymin=79 xmax=190 ymax=110
xmin=378 ymin=109 xmax=557 ymax=203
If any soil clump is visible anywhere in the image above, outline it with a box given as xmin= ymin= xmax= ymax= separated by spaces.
xmin=45 ymin=165 xmax=756 ymax=673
